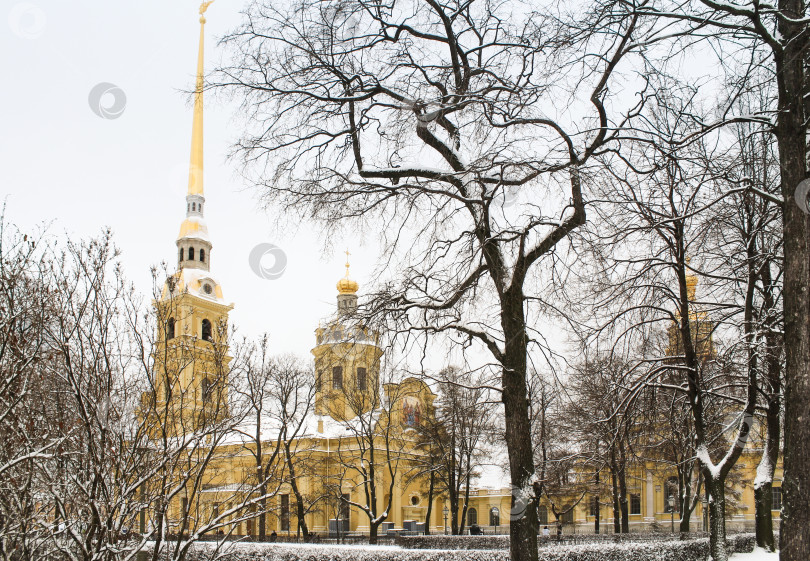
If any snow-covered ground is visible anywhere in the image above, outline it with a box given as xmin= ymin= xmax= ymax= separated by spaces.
xmin=730 ymin=549 xmax=778 ymax=561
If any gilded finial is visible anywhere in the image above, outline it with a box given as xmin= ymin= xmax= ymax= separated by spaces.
xmin=344 ymin=248 xmax=351 ymax=278
xmin=199 ymin=1 xmax=215 ymax=23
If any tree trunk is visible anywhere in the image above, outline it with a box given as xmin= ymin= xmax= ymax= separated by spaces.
xmin=618 ymin=449 xmax=629 ymax=533
xmin=460 ymin=462 xmax=472 ymax=536
xmin=755 ymin=261 xmax=781 ymax=552
xmin=679 ymin=467 xmax=693 ymax=533
xmin=501 ymin=294 xmax=539 ymax=561
xmin=369 ymin=521 xmax=378 ymax=545
xmin=706 ymin=476 xmax=730 ymax=561
xmin=285 ymin=442 xmax=309 ymax=540
xmin=611 ymin=454 xmax=620 ymax=534
xmin=775 ymin=0 xmax=810 ymax=559
xmin=258 ymin=485 xmax=267 ymax=541
xmin=755 ymin=482 xmax=775 ymax=551
xmin=424 ymin=470 xmax=435 ymax=535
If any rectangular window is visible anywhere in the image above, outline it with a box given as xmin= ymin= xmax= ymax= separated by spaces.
xmin=772 ymin=486 xmax=782 ymax=511
xmin=280 ymin=494 xmax=290 ymax=531
xmin=356 ymin=367 xmax=367 ymax=391
xmin=181 ymin=497 xmax=189 ymax=520
xmin=212 ymin=503 xmax=220 ymax=520
xmin=332 ymin=366 xmax=343 ymax=389
xmin=561 ymin=508 xmax=574 ymax=524
xmin=630 ymin=494 xmax=641 ymax=515
xmin=538 ymin=506 xmax=548 ymax=525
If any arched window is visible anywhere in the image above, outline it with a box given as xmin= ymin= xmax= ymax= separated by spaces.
xmin=332 ymin=366 xmax=343 ymax=389
xmin=192 ymin=202 xmax=196 ymax=211
xmin=201 ymin=319 xmax=212 ymax=341
xmin=467 ymin=507 xmax=478 ymax=526
xmin=179 ymin=248 xmax=184 ymax=261
xmin=199 ymin=248 xmax=205 ymax=262
xmin=188 ymin=247 xmax=195 ymax=260
xmin=166 ymin=318 xmax=175 ymax=339
xmin=489 ymin=507 xmax=500 ymax=527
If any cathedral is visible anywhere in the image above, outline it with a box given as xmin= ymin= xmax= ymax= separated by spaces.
xmin=140 ymin=4 xmax=780 ymax=540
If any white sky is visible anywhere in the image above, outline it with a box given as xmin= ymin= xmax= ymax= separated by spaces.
xmin=2 ymin=1 xmax=720 ymax=374
xmin=1 ymin=1 xmax=381 ymax=359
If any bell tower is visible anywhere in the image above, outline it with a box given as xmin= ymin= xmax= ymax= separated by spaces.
xmin=312 ymin=253 xmax=383 ymax=421
xmin=145 ymin=1 xmax=233 ymax=437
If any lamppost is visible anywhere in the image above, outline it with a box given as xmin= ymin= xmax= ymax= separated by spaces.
xmin=668 ymin=495 xmax=676 ymax=533
xmin=443 ymin=506 xmax=449 ymax=535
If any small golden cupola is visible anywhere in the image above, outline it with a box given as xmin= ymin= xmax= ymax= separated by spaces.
xmin=336 ymin=249 xmax=359 ymax=315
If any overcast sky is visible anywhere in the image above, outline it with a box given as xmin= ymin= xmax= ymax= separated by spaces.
xmin=1 ymin=1 xmax=384 ymax=359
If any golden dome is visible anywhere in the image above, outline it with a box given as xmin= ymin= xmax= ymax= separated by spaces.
xmin=337 ymin=248 xmax=359 ymax=294
xmin=337 ymin=276 xmax=359 ymax=294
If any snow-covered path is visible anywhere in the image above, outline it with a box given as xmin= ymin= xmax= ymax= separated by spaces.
xmin=730 ymin=549 xmax=778 ymax=561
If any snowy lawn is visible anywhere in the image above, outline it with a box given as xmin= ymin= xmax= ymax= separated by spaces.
xmin=730 ymin=549 xmax=779 ymax=561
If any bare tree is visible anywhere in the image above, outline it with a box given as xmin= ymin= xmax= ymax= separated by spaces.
xmin=270 ymin=354 xmax=318 ymax=540
xmin=217 ymin=1 xmax=646 ymax=557
xmin=230 ymin=335 xmax=285 ymax=541
xmin=598 ymin=2 xmax=809 ymax=556
xmin=419 ymin=366 xmax=493 ymax=535
xmin=568 ymin=91 xmax=762 ymax=559
xmin=326 ymin=369 xmax=409 ymax=544
xmin=567 ymin=354 xmax=639 ymax=534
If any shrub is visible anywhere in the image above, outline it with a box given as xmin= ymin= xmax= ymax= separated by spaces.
xmin=145 ymin=532 xmax=756 ymax=561
xmin=395 ymin=535 xmax=510 ymax=550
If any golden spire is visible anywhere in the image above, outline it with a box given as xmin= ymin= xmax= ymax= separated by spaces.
xmin=337 ymin=248 xmax=359 ymax=294
xmin=187 ymin=1 xmax=214 ymax=196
